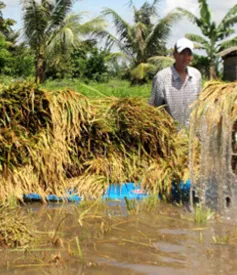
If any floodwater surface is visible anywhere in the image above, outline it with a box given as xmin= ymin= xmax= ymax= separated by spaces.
xmin=1 ymin=201 xmax=237 ymax=275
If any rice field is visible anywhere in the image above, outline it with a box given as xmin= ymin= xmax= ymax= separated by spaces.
xmin=1 ymin=199 xmax=237 ymax=275
xmin=0 ymin=79 xmax=237 ymax=275
xmin=1 ymin=78 xmax=237 ymax=253
xmin=42 ymin=79 xmax=152 ymax=99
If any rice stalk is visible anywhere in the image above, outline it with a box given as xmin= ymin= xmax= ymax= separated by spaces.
xmin=0 ymin=81 xmax=191 ymax=203
xmin=0 ymin=205 xmax=34 ymax=248
xmin=190 ymin=81 xmax=237 ymax=210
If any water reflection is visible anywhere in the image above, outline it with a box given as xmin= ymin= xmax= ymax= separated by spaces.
xmin=1 ymin=203 xmax=237 ymax=275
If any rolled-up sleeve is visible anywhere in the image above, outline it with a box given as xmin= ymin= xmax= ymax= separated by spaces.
xmin=148 ymin=74 xmax=165 ymax=107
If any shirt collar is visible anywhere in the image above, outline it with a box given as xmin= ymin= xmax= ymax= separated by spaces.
xmin=171 ymin=64 xmax=193 ymax=80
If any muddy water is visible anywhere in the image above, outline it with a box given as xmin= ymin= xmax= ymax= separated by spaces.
xmin=1 ymin=201 xmax=237 ymax=275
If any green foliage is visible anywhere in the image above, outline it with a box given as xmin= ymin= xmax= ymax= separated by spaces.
xmin=0 ymin=2 xmax=35 ymax=78
xmin=22 ymin=1 xmax=106 ymax=83
xmin=194 ymin=204 xmax=214 ymax=224
xmin=11 ymin=50 xmax=35 ymax=78
xmin=141 ymin=194 xmax=160 ymax=211
xmin=42 ymin=79 xmax=151 ymax=98
xmin=0 ymin=33 xmax=11 ymax=74
xmin=191 ymin=54 xmax=209 ymax=78
xmin=0 ymin=1 xmax=15 ymax=37
xmin=177 ymin=0 xmax=237 ymax=79
xmin=83 ymin=48 xmax=109 ymax=82
xmin=124 ymin=197 xmax=137 ymax=211
xmin=103 ymin=1 xmax=179 ymax=83
xmin=130 ymin=62 xmax=155 ymax=83
xmin=46 ymin=41 xmax=112 ymax=82
xmin=0 ymin=42 xmax=34 ymax=78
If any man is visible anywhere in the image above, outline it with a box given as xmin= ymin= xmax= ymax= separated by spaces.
xmin=149 ymin=37 xmax=202 ymax=127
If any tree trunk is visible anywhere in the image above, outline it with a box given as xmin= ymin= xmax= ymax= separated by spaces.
xmin=209 ymin=60 xmax=217 ymax=80
xmin=35 ymin=53 xmax=46 ymax=84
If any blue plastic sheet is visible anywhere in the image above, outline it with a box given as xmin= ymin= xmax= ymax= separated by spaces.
xmin=23 ymin=180 xmax=191 ymax=203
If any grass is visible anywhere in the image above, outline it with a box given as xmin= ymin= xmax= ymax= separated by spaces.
xmin=42 ymin=78 xmax=151 ymax=99
xmin=193 ymin=204 xmax=214 ymax=225
xmin=212 ymin=227 xmax=237 ymax=245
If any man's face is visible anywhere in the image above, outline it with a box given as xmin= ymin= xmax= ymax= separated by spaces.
xmin=174 ymin=48 xmax=193 ymax=68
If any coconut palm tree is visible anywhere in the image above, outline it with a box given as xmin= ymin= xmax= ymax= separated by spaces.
xmin=0 ymin=1 xmax=16 ymax=37
xmin=22 ymin=0 xmax=106 ymax=83
xmin=102 ymin=0 xmax=179 ymax=83
xmin=177 ymin=0 xmax=237 ymax=79
xmin=45 ymin=12 xmax=107 ymax=78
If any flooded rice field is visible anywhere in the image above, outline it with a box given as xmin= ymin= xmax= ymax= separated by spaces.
xmin=1 ymin=200 xmax=237 ymax=275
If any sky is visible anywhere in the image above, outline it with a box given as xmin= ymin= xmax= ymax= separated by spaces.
xmin=2 ymin=0 xmax=237 ymax=50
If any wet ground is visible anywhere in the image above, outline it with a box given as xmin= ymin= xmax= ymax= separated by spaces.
xmin=1 ymin=200 xmax=237 ymax=275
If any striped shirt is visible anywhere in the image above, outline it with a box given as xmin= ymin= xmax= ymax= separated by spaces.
xmin=149 ymin=65 xmax=202 ymax=127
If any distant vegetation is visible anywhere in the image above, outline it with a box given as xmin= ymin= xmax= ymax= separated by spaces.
xmin=178 ymin=0 xmax=237 ymax=79
xmin=42 ymin=79 xmax=152 ymax=98
xmin=0 ymin=0 xmax=236 ymax=84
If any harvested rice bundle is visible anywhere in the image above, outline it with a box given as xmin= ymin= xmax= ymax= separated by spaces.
xmin=189 ymin=81 xmax=237 ymax=210
xmin=106 ymin=97 xmax=178 ymax=158
xmin=0 ymin=85 xmax=53 ymax=198
xmin=0 ymin=82 xmax=51 ymax=171
xmin=82 ymin=97 xmax=190 ymax=196
xmin=0 ymin=205 xmax=34 ymax=248
xmin=0 ymin=81 xmax=51 ymax=133
xmin=191 ymin=81 xmax=237 ymax=130
xmin=0 ymin=82 xmax=97 ymax=199
xmin=0 ymin=82 xmax=190 ymax=202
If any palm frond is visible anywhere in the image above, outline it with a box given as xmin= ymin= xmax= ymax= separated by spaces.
xmin=104 ymin=51 xmax=128 ymax=63
xmin=46 ymin=0 xmax=73 ymax=33
xmin=79 ymin=16 xmax=107 ymax=35
xmin=220 ymin=4 xmax=237 ymax=25
xmin=130 ymin=62 xmax=155 ymax=79
xmin=139 ymin=0 xmax=160 ymax=19
xmin=148 ymin=56 xmax=174 ymax=71
xmin=146 ymin=12 xmax=180 ymax=49
xmin=102 ymin=31 xmax=135 ymax=61
xmin=135 ymin=22 xmax=147 ymax=56
xmin=23 ymin=0 xmax=48 ymax=47
xmin=46 ymin=13 xmax=80 ymax=53
xmin=185 ymin=33 xmax=208 ymax=47
xmin=176 ymin=8 xmax=199 ymax=25
xmin=151 ymin=0 xmax=160 ymax=8
xmin=218 ymin=36 xmax=237 ymax=52
xmin=219 ymin=15 xmax=237 ymax=33
xmin=102 ymin=8 xmax=132 ymax=42
xmin=46 ymin=25 xmax=76 ymax=56
xmin=126 ymin=0 xmax=134 ymax=7
xmin=217 ymin=28 xmax=235 ymax=41
xmin=198 ymin=0 xmax=212 ymax=25
xmin=178 ymin=7 xmax=210 ymax=35
xmin=217 ymin=4 xmax=237 ymax=36
xmin=47 ymin=11 xmax=107 ymax=63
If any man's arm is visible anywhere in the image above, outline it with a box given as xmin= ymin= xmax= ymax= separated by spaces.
xmin=197 ymin=70 xmax=202 ymax=95
xmin=148 ymin=74 xmax=165 ymax=106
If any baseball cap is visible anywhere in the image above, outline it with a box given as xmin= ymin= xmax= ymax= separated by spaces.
xmin=175 ymin=37 xmax=194 ymax=53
